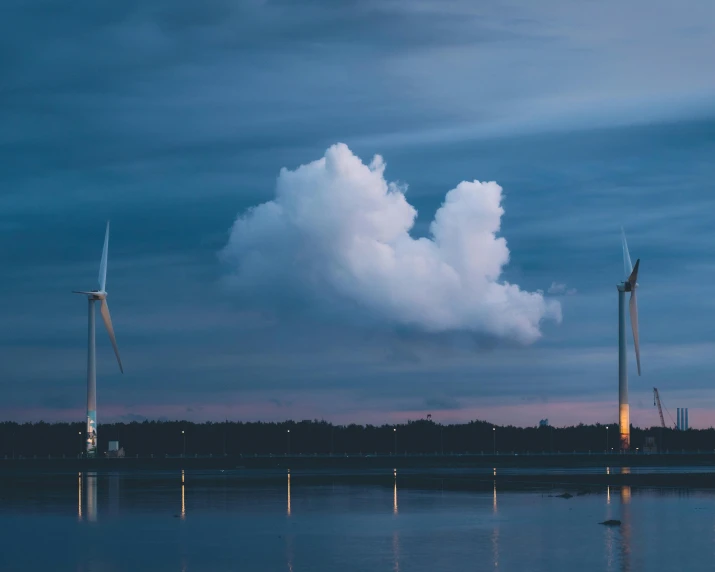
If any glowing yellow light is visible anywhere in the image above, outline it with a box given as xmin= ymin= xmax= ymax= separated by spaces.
xmin=393 ymin=480 xmax=398 ymax=515
xmin=287 ymin=474 xmax=291 ymax=516
xmin=619 ymin=404 xmax=630 ymax=449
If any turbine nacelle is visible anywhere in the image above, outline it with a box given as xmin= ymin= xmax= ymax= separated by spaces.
xmin=622 ymin=259 xmax=640 ymax=293
xmin=73 ymin=290 xmax=107 ymax=300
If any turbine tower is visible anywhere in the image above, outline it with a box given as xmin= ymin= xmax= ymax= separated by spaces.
xmin=618 ymin=229 xmax=641 ymax=451
xmin=73 ymin=222 xmax=123 ymax=457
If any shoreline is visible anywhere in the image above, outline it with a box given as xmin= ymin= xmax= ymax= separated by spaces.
xmin=2 ymin=453 xmax=715 ymax=489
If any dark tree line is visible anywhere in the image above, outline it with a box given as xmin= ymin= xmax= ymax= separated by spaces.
xmin=0 ymin=419 xmax=713 ymax=458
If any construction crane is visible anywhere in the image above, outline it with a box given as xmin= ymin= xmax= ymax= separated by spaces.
xmin=653 ymin=388 xmax=666 ymax=428
xmin=653 ymin=387 xmax=677 ymax=429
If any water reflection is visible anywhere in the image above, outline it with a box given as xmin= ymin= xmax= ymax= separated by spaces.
xmin=604 ymin=524 xmax=616 ymax=571
xmin=287 ymin=471 xmax=291 ymax=517
xmin=392 ymin=530 xmax=401 ymax=572
xmin=491 ymin=525 xmax=500 ymax=570
xmin=77 ymin=472 xmax=82 ymax=521
xmin=109 ymin=473 xmax=119 ymax=516
xmin=7 ymin=471 xmax=715 ymax=572
xmin=603 ymin=483 xmax=633 ymax=571
xmin=620 ymin=485 xmax=631 ymax=505
xmin=619 ymin=486 xmax=632 ymax=571
xmin=393 ymin=476 xmax=398 ymax=515
xmin=181 ymin=470 xmax=186 ymax=520
xmin=86 ymin=472 xmax=97 ymax=522
xmin=491 ymin=475 xmax=500 ymax=569
xmin=286 ymin=527 xmax=294 ymax=572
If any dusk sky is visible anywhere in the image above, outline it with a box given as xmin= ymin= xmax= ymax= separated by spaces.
xmin=1 ymin=0 xmax=714 ymax=428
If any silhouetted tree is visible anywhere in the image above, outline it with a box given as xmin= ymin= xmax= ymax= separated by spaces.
xmin=1 ymin=419 xmax=713 ymax=458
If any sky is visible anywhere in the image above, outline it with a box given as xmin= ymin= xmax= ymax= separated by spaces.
xmin=1 ymin=0 xmax=714 ymax=428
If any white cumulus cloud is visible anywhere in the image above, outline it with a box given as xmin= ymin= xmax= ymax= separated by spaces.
xmin=220 ymin=143 xmax=561 ymax=344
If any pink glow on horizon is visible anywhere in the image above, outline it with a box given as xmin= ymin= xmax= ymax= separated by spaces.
xmin=3 ymin=399 xmax=715 ymax=429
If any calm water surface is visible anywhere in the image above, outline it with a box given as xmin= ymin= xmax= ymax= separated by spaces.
xmin=0 ymin=470 xmax=714 ymax=571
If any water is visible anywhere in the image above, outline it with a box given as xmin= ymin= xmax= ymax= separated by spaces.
xmin=1 ymin=470 xmax=714 ymax=571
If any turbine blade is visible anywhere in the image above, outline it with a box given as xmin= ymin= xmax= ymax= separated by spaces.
xmin=100 ymin=299 xmax=123 ymax=373
xmin=628 ymin=258 xmax=640 ymax=289
xmin=629 ymin=289 xmax=641 ymax=376
xmin=99 ymin=221 xmax=109 ymax=292
xmin=621 ymin=227 xmax=633 ymax=279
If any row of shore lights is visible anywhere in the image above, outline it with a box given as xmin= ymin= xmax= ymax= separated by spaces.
xmin=80 ymin=425 xmax=503 ymax=455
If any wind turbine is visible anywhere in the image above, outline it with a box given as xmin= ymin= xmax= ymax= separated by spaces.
xmin=73 ymin=222 xmax=123 ymax=457
xmin=618 ymin=228 xmax=641 ymax=451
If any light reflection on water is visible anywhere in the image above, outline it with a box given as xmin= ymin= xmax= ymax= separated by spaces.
xmin=109 ymin=473 xmax=119 ymax=516
xmin=85 ymin=472 xmax=97 ymax=522
xmin=181 ymin=470 xmax=186 ymax=520
xmin=3 ymin=471 xmax=715 ymax=572
xmin=393 ymin=478 xmax=398 ymax=515
xmin=492 ymin=480 xmax=499 ymax=570
xmin=76 ymin=472 xmax=113 ymax=523
xmin=620 ymin=486 xmax=632 ymax=572
xmin=77 ymin=472 xmax=82 ymax=521
xmin=604 ymin=523 xmax=615 ymax=572
xmin=491 ymin=524 xmax=500 ymax=571
xmin=392 ymin=529 xmax=400 ymax=572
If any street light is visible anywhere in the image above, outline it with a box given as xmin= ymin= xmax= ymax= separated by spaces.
xmin=287 ymin=429 xmax=291 ymax=455
xmin=182 ymin=430 xmax=186 ymax=457
xmin=79 ymin=431 xmax=82 ymax=457
xmin=492 ymin=427 xmax=496 ymax=455
xmin=393 ymin=428 xmax=397 ymax=456
xmin=606 ymin=426 xmax=609 ymax=453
